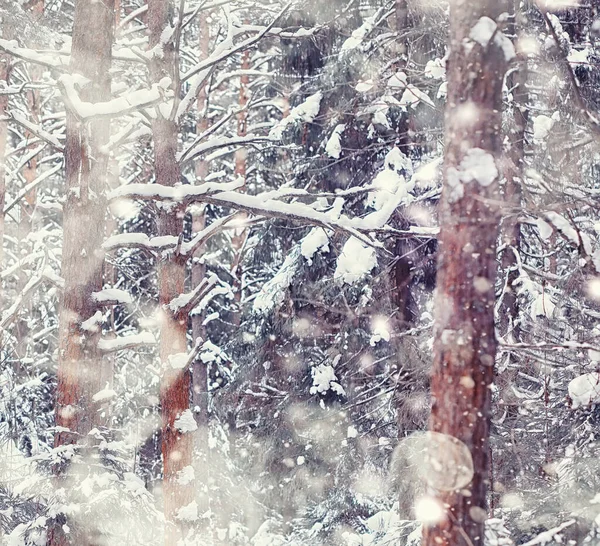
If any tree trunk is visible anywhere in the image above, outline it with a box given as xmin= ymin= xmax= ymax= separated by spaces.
xmin=147 ymin=0 xmax=193 ymax=541
xmin=422 ymin=1 xmax=511 ymax=545
xmin=230 ymin=48 xmax=251 ymax=327
xmin=54 ymin=0 xmax=114 ymax=450
xmin=50 ymin=1 xmax=114 ymax=544
xmin=191 ymin=7 xmax=210 ymax=516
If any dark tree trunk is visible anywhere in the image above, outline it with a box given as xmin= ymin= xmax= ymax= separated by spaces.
xmin=423 ymin=1 xmax=511 ymax=545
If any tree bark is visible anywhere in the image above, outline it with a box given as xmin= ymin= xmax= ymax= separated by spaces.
xmin=230 ymin=48 xmax=251 ymax=327
xmin=50 ymin=0 xmax=114 ymax=544
xmin=422 ymin=1 xmax=510 ymax=545
xmin=54 ymin=0 xmax=114 ymax=449
xmin=191 ymin=8 xmax=210 ymax=517
xmin=147 ymin=0 xmax=193 ymax=541
xmin=191 ymin=9 xmax=210 ymax=429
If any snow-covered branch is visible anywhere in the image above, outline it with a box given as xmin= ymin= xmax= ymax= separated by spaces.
xmin=58 ymin=75 xmax=168 ymax=121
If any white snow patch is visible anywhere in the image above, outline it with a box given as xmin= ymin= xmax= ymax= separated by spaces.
xmin=325 ymin=124 xmax=345 ymax=159
xmin=355 ymin=80 xmax=374 ymax=93
xmin=459 ymin=148 xmax=498 ymax=187
xmin=300 ymin=228 xmax=330 ymax=265
xmin=424 ymin=58 xmax=445 ymax=79
xmin=335 ymin=237 xmax=377 ymax=284
xmin=400 ymin=85 xmax=434 ymax=109
xmin=92 ymin=288 xmax=132 ymax=305
xmin=531 ymin=292 xmax=555 ymax=318
xmin=168 ymin=353 xmax=189 ymax=370
xmin=97 ymin=331 xmax=155 ymax=351
xmin=368 ymin=170 xmax=406 ymax=211
xmin=568 ymin=47 xmax=590 ymax=65
xmin=81 ymin=311 xmax=103 ymax=332
xmin=175 ymin=500 xmax=198 ymax=522
xmin=310 ymin=364 xmax=345 ymax=396
xmin=469 ymin=17 xmax=515 ymax=60
xmin=387 ymin=72 xmax=408 ymax=89
xmin=174 ymin=409 xmax=198 ymax=433
xmin=569 ymin=373 xmax=600 ymax=409
xmin=176 ymin=465 xmax=195 ymax=485
xmin=269 ymin=92 xmax=322 ymax=140
xmin=347 ymin=425 xmax=358 ymax=439
xmin=536 ymin=218 xmax=553 ymax=241
xmin=92 ymin=387 xmax=117 ymax=403
xmin=341 ymin=17 xmax=375 ymax=51
xmin=532 ymin=113 xmax=559 ymax=141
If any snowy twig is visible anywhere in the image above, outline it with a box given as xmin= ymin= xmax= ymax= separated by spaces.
xmin=3 ymin=163 xmax=62 ymax=215
xmin=2 ymin=112 xmax=64 ymax=151
xmin=58 ymin=76 xmax=167 ymax=121
xmin=519 ymin=520 xmax=576 ymax=546
xmin=538 ymin=2 xmax=600 ymax=139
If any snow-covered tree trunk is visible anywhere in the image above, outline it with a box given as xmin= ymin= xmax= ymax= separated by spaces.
xmin=147 ymin=0 xmax=193 ymax=540
xmin=54 ymin=0 xmax=115 ymax=449
xmin=422 ymin=1 xmax=512 ymax=545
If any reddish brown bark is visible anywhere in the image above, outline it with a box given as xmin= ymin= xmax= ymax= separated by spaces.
xmin=148 ymin=0 xmax=193 ymax=541
xmin=50 ymin=1 xmax=115 ymax=544
xmin=54 ymin=0 xmax=115 ymax=448
xmin=422 ymin=1 xmax=510 ymax=545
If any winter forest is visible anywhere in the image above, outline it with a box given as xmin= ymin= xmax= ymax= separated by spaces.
xmin=4 ymin=0 xmax=600 ymax=544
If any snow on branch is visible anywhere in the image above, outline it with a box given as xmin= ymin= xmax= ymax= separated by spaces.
xmin=269 ymin=91 xmax=322 ymax=140
xmin=3 ymin=163 xmax=62 ymax=215
xmin=178 ymin=134 xmax=271 ymax=165
xmin=109 ymin=180 xmax=385 ymax=249
xmin=180 ymin=213 xmax=241 ymax=257
xmin=177 ymin=2 xmax=292 ymax=119
xmin=539 ymin=3 xmax=600 ymax=140
xmin=98 ymin=332 xmax=156 ymax=353
xmin=168 ymin=273 xmax=222 ymax=318
xmin=4 ymin=112 xmax=64 ymax=151
xmin=0 ymin=266 xmax=62 ymax=330
xmin=108 ymin=178 xmax=244 ymax=206
xmin=92 ymin=289 xmax=133 ymax=306
xmin=58 ymin=75 xmax=168 ymax=121
xmin=0 ymin=39 xmax=69 ymax=70
xmin=181 ymin=2 xmax=292 ymax=84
